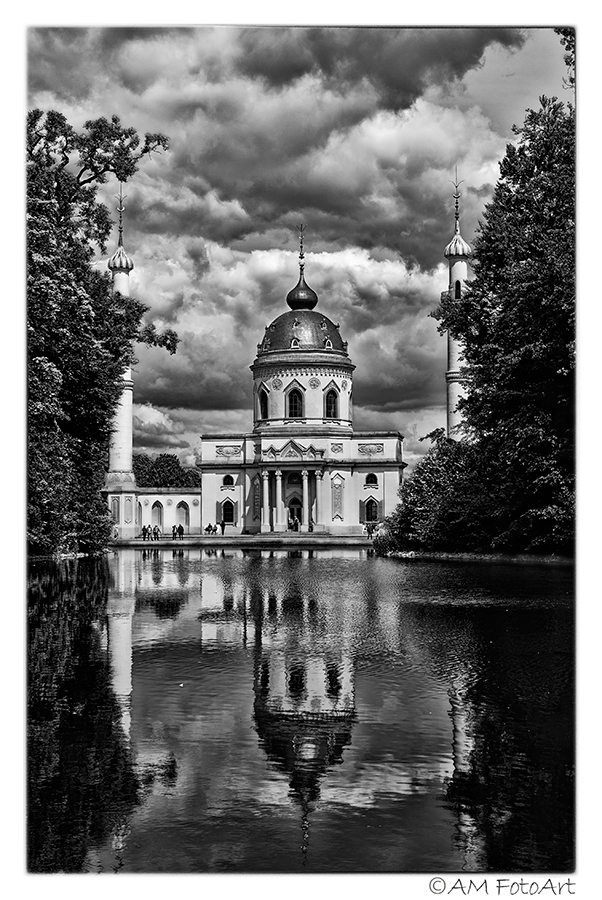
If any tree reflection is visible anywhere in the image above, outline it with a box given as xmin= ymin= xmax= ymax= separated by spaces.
xmin=406 ymin=603 xmax=575 ymax=872
xmin=27 ymin=558 xmax=140 ymax=872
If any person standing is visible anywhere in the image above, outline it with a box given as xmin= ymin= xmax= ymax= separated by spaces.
xmin=177 ymin=523 xmax=184 ymax=540
xmin=172 ymin=524 xmax=177 ymax=540
xmin=220 ymin=520 xmax=226 ymax=535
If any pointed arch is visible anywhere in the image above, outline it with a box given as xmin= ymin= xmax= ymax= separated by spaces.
xmin=455 ymin=279 xmax=462 ymax=299
xmin=152 ymin=501 xmax=164 ymax=528
xmin=259 ymin=388 xmax=269 ymax=419
xmin=288 ymin=387 xmax=304 ymax=418
xmin=325 ymin=388 xmax=339 ymax=418
xmin=176 ymin=501 xmax=190 ymax=528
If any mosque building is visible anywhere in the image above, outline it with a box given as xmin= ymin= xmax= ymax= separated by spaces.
xmin=105 ymin=193 xmax=471 ymax=538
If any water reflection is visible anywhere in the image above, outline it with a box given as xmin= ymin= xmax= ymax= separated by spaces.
xmin=28 ymin=549 xmax=574 ymax=873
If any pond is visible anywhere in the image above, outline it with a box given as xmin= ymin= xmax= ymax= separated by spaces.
xmin=27 ymin=547 xmax=575 ymax=874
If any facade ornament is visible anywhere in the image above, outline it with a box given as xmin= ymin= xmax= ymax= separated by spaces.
xmin=331 ymin=443 xmax=343 ymax=453
xmin=358 ymin=443 xmax=384 ymax=454
xmin=341 ymin=380 xmax=348 ymax=390
xmin=309 ymin=377 xmax=321 ymax=389
xmin=271 ymin=377 xmax=283 ymax=390
xmin=216 ymin=445 xmax=243 ymax=457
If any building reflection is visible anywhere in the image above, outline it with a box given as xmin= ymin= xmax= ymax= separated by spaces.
xmin=250 ymin=585 xmax=356 ymax=860
xmin=96 ymin=549 xmax=573 ymax=872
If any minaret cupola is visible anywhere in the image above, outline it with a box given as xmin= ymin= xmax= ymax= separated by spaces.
xmin=108 ymin=183 xmax=134 ymax=274
xmin=444 ymin=172 xmax=472 ymax=260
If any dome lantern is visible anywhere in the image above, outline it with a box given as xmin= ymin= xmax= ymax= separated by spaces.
xmin=286 ymin=223 xmax=318 ymax=310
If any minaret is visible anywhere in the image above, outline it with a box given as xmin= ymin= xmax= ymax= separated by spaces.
xmin=443 ymin=172 xmax=472 ymax=437
xmin=106 ymin=184 xmax=137 ymax=539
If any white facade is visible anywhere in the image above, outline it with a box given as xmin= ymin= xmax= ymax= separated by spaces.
xmin=105 ymin=221 xmax=410 ymax=537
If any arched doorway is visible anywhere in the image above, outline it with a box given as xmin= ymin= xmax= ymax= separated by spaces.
xmin=365 ymin=498 xmax=379 ymax=522
xmin=152 ymin=501 xmax=164 ymax=529
xmin=176 ymin=501 xmax=190 ymax=531
xmin=222 ymin=498 xmax=235 ymax=524
xmin=288 ymin=497 xmax=302 ymax=528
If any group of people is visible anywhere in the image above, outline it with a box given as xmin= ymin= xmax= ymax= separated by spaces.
xmin=140 ymin=524 xmax=187 ymax=540
xmin=287 ymin=516 xmax=314 ymax=532
xmin=204 ymin=521 xmax=227 ymax=535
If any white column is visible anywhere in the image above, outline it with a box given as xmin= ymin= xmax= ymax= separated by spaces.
xmin=275 ymin=470 xmax=283 ymax=530
xmin=261 ymin=469 xmax=270 ymax=530
xmin=301 ymin=469 xmax=309 ymax=531
xmin=315 ymin=470 xmax=323 ymax=526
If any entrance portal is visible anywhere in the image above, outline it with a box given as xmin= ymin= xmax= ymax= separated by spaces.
xmin=288 ymin=498 xmax=302 ymax=529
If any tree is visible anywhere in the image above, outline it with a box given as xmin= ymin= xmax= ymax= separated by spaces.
xmin=27 ymin=110 xmax=177 ymax=555
xmin=374 ymin=433 xmax=499 ymax=554
xmin=432 ymin=89 xmax=575 ymax=553
xmin=133 ymin=453 xmax=201 ymax=488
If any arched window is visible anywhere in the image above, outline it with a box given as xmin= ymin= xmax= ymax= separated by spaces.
xmin=110 ymin=497 xmax=120 ymax=523
xmin=455 ymin=280 xmax=461 ymax=299
xmin=222 ymin=474 xmax=234 ymax=486
xmin=366 ymin=498 xmax=379 ymax=522
xmin=324 ymin=338 xmax=333 ymax=349
xmin=288 ymin=388 xmax=303 ymax=418
xmin=365 ymin=473 xmax=378 ymax=486
xmin=325 ymin=389 xmax=338 ymax=418
xmin=176 ymin=501 xmax=190 ymax=528
xmin=222 ymin=499 xmax=235 ymax=524
xmin=259 ymin=389 xmax=268 ymax=419
xmin=152 ymin=501 xmax=164 ymax=528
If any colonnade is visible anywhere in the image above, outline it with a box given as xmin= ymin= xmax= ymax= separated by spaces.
xmin=260 ymin=467 xmax=326 ymax=532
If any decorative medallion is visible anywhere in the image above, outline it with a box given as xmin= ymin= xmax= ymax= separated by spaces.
xmin=216 ymin=445 xmax=242 ymax=457
xmin=272 ymin=377 xmax=283 ymax=390
xmin=331 ymin=443 xmax=343 ymax=454
xmin=341 ymin=380 xmax=348 ymax=390
xmin=167 ymin=499 xmax=172 ymax=506
xmin=144 ymin=499 xmax=149 ymax=506
xmin=309 ymin=377 xmax=321 ymax=389
xmin=193 ymin=499 xmax=199 ymax=506
xmin=358 ymin=443 xmax=384 ymax=454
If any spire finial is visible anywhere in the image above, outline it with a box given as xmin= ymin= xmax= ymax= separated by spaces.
xmin=108 ymin=180 xmax=134 ymax=273
xmin=297 ymin=223 xmax=306 ymax=275
xmin=116 ymin=182 xmax=127 ymax=247
xmin=450 ymin=167 xmax=464 ymax=234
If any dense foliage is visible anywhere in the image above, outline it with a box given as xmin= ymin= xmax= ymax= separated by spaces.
xmin=132 ymin=453 xmax=202 ymax=488
xmin=27 ymin=110 xmax=176 ymax=555
xmin=378 ymin=35 xmax=575 ymax=556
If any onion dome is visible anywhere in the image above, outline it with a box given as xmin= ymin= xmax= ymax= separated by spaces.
xmin=286 ymin=271 xmax=318 ymax=309
xmin=108 ymin=241 xmax=134 ymax=273
xmin=444 ymin=220 xmax=472 ymax=259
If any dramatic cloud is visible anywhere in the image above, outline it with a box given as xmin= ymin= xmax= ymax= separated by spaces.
xmin=28 ymin=26 xmax=569 ymax=468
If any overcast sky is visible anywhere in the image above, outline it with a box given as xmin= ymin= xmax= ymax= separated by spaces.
xmin=27 ymin=25 xmax=570 ymax=470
